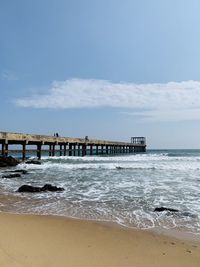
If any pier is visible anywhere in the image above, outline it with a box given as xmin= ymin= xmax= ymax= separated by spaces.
xmin=0 ymin=132 xmax=146 ymax=160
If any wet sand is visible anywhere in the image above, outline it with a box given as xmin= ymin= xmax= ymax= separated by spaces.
xmin=0 ymin=212 xmax=199 ymax=267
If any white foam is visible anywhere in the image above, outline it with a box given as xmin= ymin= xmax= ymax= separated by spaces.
xmin=1 ymin=150 xmax=200 ymax=235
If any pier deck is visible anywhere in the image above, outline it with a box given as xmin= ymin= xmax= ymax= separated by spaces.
xmin=0 ymin=132 xmax=146 ymax=159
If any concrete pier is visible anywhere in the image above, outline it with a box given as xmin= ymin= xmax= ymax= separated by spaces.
xmin=0 ymin=132 xmax=146 ymax=159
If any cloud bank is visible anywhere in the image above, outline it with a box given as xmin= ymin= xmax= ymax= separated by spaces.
xmin=15 ymin=79 xmax=200 ymax=121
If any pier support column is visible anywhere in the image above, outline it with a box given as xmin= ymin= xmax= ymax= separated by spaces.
xmin=96 ymin=145 xmax=98 ymax=155
xmin=101 ymin=145 xmax=104 ymax=155
xmin=77 ymin=144 xmax=80 ymax=156
xmin=60 ymin=145 xmax=62 ymax=156
xmin=64 ymin=144 xmax=67 ymax=156
xmin=49 ymin=145 xmax=52 ymax=156
xmin=82 ymin=144 xmax=86 ymax=156
xmin=5 ymin=143 xmax=8 ymax=157
xmin=37 ymin=144 xmax=42 ymax=159
xmin=69 ymin=143 xmax=72 ymax=156
xmin=22 ymin=142 xmax=26 ymax=161
xmin=52 ymin=144 xmax=55 ymax=156
xmin=106 ymin=145 xmax=109 ymax=154
xmin=90 ymin=145 xmax=93 ymax=155
xmin=1 ymin=143 xmax=5 ymax=156
xmin=73 ymin=144 xmax=76 ymax=156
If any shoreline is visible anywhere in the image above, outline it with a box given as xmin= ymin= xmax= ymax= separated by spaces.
xmin=0 ymin=189 xmax=200 ymax=243
xmin=0 ymin=212 xmax=199 ymax=267
xmin=1 ymin=208 xmax=200 ymax=243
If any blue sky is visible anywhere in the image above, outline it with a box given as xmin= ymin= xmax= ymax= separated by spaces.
xmin=1 ymin=0 xmax=200 ymax=148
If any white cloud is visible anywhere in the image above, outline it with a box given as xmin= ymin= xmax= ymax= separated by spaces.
xmin=15 ymin=78 xmax=200 ymax=121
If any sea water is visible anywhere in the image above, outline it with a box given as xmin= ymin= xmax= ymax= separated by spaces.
xmin=0 ymin=149 xmax=200 ymax=235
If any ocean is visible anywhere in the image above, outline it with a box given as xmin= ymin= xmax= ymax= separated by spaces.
xmin=0 ymin=149 xmax=200 ymax=236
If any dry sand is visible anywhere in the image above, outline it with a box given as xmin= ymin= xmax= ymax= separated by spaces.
xmin=0 ymin=212 xmax=199 ymax=267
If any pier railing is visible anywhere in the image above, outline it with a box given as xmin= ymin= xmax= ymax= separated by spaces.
xmin=131 ymin=137 xmax=146 ymax=145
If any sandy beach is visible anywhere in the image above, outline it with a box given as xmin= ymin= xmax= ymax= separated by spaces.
xmin=0 ymin=212 xmax=199 ymax=267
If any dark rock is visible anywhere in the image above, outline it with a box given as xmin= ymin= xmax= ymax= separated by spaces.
xmin=154 ymin=207 xmax=179 ymax=212
xmin=41 ymin=184 xmax=64 ymax=192
xmin=25 ymin=159 xmax=42 ymax=165
xmin=0 ymin=156 xmax=19 ymax=167
xmin=18 ymin=185 xmax=42 ymax=192
xmin=2 ymin=173 xmax=21 ymax=178
xmin=17 ymin=183 xmax=64 ymax=193
xmin=116 ymin=166 xmax=123 ymax=170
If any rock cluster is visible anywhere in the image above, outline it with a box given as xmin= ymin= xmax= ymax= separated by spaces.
xmin=1 ymin=169 xmax=28 ymax=179
xmin=154 ymin=207 xmax=179 ymax=212
xmin=17 ymin=184 xmax=64 ymax=193
xmin=2 ymin=173 xmax=21 ymax=179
